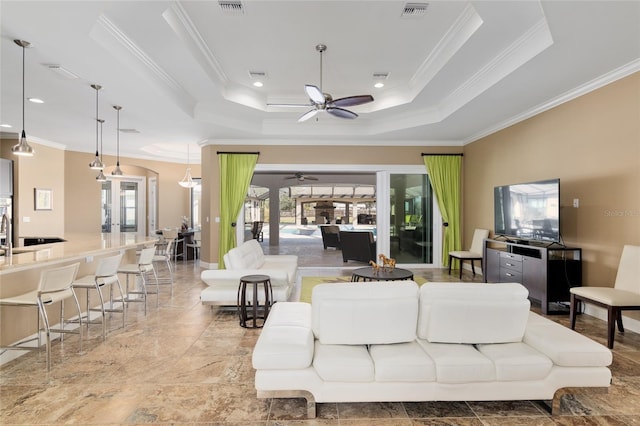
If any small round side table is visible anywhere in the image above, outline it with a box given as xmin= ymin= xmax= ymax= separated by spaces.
xmin=237 ymin=274 xmax=273 ymax=328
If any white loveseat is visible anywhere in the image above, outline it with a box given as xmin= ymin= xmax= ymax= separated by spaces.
xmin=252 ymin=281 xmax=612 ymax=417
xmin=200 ymin=239 xmax=298 ymax=306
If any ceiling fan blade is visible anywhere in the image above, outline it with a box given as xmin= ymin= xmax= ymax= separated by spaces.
xmin=304 ymin=85 xmax=325 ymax=105
xmin=327 ymin=107 xmax=358 ymax=119
xmin=267 ymin=103 xmax=313 ymax=108
xmin=330 ymin=95 xmax=374 ymax=108
xmin=298 ymin=108 xmax=319 ymax=122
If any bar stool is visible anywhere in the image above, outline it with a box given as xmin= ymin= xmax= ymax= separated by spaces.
xmin=118 ymin=247 xmax=158 ymax=315
xmin=153 ymin=238 xmax=174 ymax=296
xmin=71 ymin=252 xmax=125 ymax=340
xmin=185 ymin=231 xmax=201 ymax=263
xmin=0 ymin=263 xmax=82 ymax=371
xmin=237 ymin=274 xmax=273 ymax=328
xmin=162 ymin=229 xmax=184 ymax=263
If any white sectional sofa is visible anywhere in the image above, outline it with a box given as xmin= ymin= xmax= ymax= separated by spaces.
xmin=200 ymin=239 xmax=298 ymax=306
xmin=252 ymin=281 xmax=612 ymax=417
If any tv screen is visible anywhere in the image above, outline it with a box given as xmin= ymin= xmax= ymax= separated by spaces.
xmin=494 ymin=178 xmax=560 ymax=243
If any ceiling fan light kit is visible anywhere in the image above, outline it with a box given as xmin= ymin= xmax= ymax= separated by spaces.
xmin=267 ymin=44 xmax=374 ymax=122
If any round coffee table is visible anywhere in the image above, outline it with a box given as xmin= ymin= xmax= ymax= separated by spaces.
xmin=351 ymin=267 xmax=414 ymax=282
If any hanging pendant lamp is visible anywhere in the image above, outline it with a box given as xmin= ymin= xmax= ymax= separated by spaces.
xmin=11 ymin=40 xmax=35 ymax=156
xmin=96 ymin=119 xmax=107 ymax=182
xmin=89 ymin=84 xmax=104 ymax=170
xmin=112 ymin=105 xmax=123 ymax=176
xmin=178 ymin=145 xmax=197 ymax=188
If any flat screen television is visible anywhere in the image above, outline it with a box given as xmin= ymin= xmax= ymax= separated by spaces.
xmin=494 ymin=178 xmax=561 ymax=244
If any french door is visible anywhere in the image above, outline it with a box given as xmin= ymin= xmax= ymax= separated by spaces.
xmin=101 ymin=177 xmax=146 ymax=236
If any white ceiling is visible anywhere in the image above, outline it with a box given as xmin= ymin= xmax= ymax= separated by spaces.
xmin=1 ymin=1 xmax=638 ymax=163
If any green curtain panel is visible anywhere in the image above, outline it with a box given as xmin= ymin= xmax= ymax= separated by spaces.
xmin=218 ymin=153 xmax=259 ymax=268
xmin=423 ymin=155 xmax=462 ymax=268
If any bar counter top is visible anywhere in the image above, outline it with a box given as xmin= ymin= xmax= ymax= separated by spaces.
xmin=0 ymin=233 xmax=156 ymax=275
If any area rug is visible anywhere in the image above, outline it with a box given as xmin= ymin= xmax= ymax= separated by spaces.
xmin=299 ymin=275 xmax=427 ymax=303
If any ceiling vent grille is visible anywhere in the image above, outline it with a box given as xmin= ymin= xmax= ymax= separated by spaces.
xmin=402 ymin=2 xmax=428 ymax=17
xmin=372 ymin=72 xmax=390 ymax=80
xmin=43 ymin=64 xmax=79 ymax=79
xmin=219 ymin=1 xmax=244 ymax=15
xmin=119 ymin=129 xmax=140 ymax=134
xmin=249 ymin=71 xmax=267 ymax=79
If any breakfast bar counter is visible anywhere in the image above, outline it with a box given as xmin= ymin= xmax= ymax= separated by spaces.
xmin=0 ymin=233 xmax=156 ymax=347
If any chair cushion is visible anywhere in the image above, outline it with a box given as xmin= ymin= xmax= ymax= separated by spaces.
xmin=226 ymin=240 xmax=265 ymax=269
xmin=311 ymin=281 xmax=419 ymax=345
xmin=313 ymin=341 xmax=374 ymax=382
xmin=570 ymin=287 xmax=640 ymax=307
xmin=448 ymin=251 xmax=482 ymax=259
xmin=418 ymin=282 xmax=530 ymax=344
xmin=369 ymin=341 xmax=436 ymax=382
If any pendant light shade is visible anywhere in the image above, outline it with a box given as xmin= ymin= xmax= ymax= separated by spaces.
xmin=178 ymin=145 xmax=198 ymax=188
xmin=89 ymin=84 xmax=104 ymax=170
xmin=96 ymin=119 xmax=107 ymax=182
xmin=112 ymin=105 xmax=123 ymax=176
xmin=11 ymin=40 xmax=35 ymax=156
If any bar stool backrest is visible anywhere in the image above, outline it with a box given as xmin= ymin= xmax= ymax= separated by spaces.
xmin=38 ymin=263 xmax=80 ymax=301
xmin=138 ymin=247 xmax=156 ymax=266
xmin=163 ymin=229 xmax=178 ymax=240
xmin=95 ymin=252 xmax=124 ymax=278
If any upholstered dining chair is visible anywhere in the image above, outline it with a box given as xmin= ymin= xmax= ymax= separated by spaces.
xmin=448 ymin=228 xmax=490 ymax=279
xmin=570 ymin=245 xmax=640 ymax=349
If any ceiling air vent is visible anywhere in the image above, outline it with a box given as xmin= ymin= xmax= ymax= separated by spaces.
xmin=402 ymin=2 xmax=428 ymax=18
xmin=372 ymin=72 xmax=390 ymax=80
xmin=43 ymin=64 xmax=79 ymax=79
xmin=219 ymin=1 xmax=244 ymax=15
xmin=119 ymin=129 xmax=140 ymax=134
xmin=249 ymin=71 xmax=267 ymax=79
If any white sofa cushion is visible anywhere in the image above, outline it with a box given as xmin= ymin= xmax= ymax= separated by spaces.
xmin=313 ymin=341 xmax=374 ymax=382
xmin=418 ymin=282 xmax=530 ymax=344
xmin=477 ymin=342 xmax=553 ymax=381
xmin=311 ymin=281 xmax=419 ymax=345
xmin=524 ymin=312 xmax=613 ymax=367
xmin=417 ymin=340 xmax=495 ymax=384
xmin=252 ymin=303 xmax=314 ymax=370
xmin=369 ymin=341 xmax=436 ymax=382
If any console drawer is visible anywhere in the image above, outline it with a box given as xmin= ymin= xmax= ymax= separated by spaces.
xmin=499 ymin=253 xmax=523 ymax=272
xmin=501 ymin=269 xmax=523 ymax=282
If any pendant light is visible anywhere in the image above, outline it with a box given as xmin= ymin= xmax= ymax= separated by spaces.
xmin=89 ymin=84 xmax=104 ymax=170
xmin=11 ymin=40 xmax=35 ymax=156
xmin=112 ymin=105 xmax=123 ymax=176
xmin=178 ymin=144 xmax=197 ymax=188
xmin=95 ymin=119 xmax=107 ymax=182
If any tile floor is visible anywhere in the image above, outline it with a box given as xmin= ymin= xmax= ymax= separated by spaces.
xmin=1 ymin=255 xmax=640 ymax=424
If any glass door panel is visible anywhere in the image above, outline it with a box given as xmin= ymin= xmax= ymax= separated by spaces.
xmin=101 ymin=177 xmax=146 ymax=236
xmin=389 ymin=174 xmax=433 ymax=264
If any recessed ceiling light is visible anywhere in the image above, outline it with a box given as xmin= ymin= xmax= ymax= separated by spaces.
xmin=253 ymin=81 xmax=263 ymax=87
xmin=28 ymin=98 xmax=44 ymax=104
xmin=374 ymin=82 xmax=384 ymax=88
xmin=0 ymin=124 xmax=12 ymax=128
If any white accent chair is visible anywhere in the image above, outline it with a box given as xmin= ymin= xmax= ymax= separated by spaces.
xmin=570 ymin=245 xmax=640 ymax=348
xmin=448 ymin=228 xmax=489 ymax=279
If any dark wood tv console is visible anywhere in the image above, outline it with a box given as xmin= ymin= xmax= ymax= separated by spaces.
xmin=483 ymin=238 xmax=582 ymax=315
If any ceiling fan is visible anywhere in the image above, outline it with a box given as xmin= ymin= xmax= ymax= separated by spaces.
xmin=268 ymin=44 xmax=374 ymax=122
xmin=284 ymin=172 xmax=318 ymax=182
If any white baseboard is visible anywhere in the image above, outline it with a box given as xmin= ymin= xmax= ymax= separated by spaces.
xmin=583 ymin=305 xmax=640 ymax=334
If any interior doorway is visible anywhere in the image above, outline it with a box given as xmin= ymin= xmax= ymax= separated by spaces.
xmin=101 ymin=176 xmax=146 ymax=237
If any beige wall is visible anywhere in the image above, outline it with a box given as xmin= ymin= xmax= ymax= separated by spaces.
xmin=463 ymin=72 xmax=639 ymax=317
xmin=1 ymin=141 xmax=199 ymax=241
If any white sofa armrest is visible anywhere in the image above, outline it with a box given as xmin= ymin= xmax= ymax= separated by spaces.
xmin=201 ymin=269 xmax=290 ymax=287
xmin=252 ymin=303 xmax=314 ymax=370
xmin=523 ymin=312 xmax=612 ymax=367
